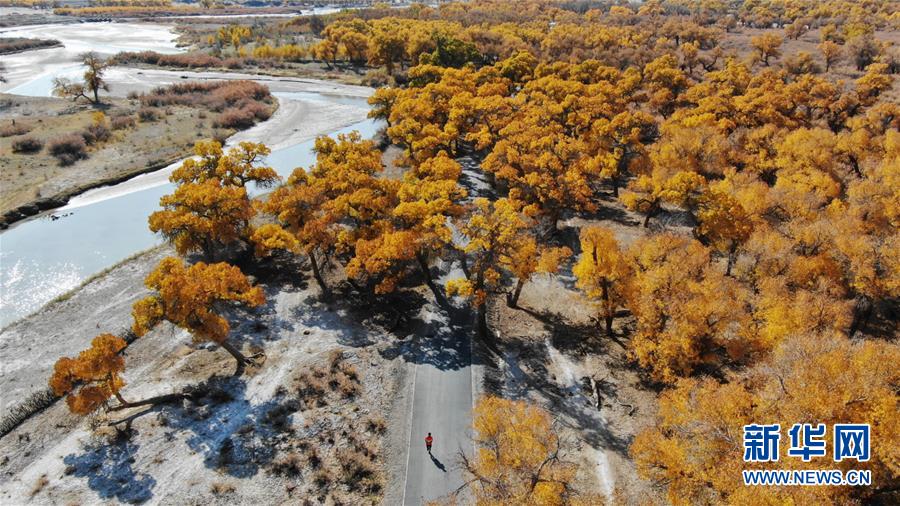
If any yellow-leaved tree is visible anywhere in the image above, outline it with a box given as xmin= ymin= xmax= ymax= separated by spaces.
xmin=149 ymin=140 xmax=279 ymax=260
xmin=573 ymin=226 xmax=631 ymax=337
xmin=254 ymin=132 xmax=394 ymax=297
xmin=459 ymin=396 xmax=604 ymax=506
xmin=447 ymin=198 xmax=568 ymax=337
xmin=626 ymin=234 xmax=750 ymax=383
xmin=346 ymin=152 xmax=466 ymax=294
xmin=132 ymin=257 xmax=264 ymax=371
xmin=49 ymin=334 xmax=127 ymax=415
xmin=50 ymin=333 xmax=189 ymax=415
xmin=632 ymin=333 xmax=900 ymax=505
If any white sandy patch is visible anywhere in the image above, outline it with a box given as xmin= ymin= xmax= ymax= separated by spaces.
xmin=586 ymin=444 xmax=615 ymax=500
xmin=544 ymin=340 xmax=616 ymax=500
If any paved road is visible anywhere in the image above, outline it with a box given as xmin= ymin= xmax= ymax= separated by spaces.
xmin=401 ymin=322 xmax=474 ymax=505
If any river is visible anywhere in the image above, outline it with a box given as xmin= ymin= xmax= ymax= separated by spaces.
xmin=0 ymin=22 xmax=378 ymax=327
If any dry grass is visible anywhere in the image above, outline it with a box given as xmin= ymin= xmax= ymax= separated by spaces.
xmin=11 ymin=136 xmax=42 ymax=154
xmin=364 ymin=415 xmax=387 ymax=435
xmin=210 ymin=481 xmax=236 ymax=496
xmin=257 ymin=350 xmax=387 ymax=503
xmin=0 ymin=121 xmax=31 ymax=137
xmin=29 ymin=474 xmax=49 ymax=497
xmin=295 ymin=351 xmax=363 ymax=406
xmin=271 ymin=452 xmax=305 ymax=478
xmin=336 ymin=449 xmax=381 ymax=494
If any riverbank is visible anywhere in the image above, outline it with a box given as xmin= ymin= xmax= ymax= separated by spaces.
xmin=0 ymin=37 xmax=62 ymax=55
xmin=0 ymin=245 xmax=414 ymax=504
xmin=0 ymin=85 xmax=278 ymax=228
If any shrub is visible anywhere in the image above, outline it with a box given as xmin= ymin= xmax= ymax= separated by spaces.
xmin=337 ymin=449 xmax=380 ymax=492
xmin=48 ymin=134 xmax=87 ymax=165
xmin=365 ymin=416 xmax=387 ymax=435
xmin=362 ymin=68 xmax=392 ymax=87
xmin=307 ymin=448 xmax=322 ymax=469
xmin=0 ymin=122 xmax=31 ymax=137
xmin=215 ymin=107 xmax=257 ymax=129
xmin=81 ymin=123 xmax=111 ymax=145
xmin=29 ymin=475 xmax=49 ymax=497
xmin=113 ymin=51 xmax=224 ymax=69
xmin=138 ymin=107 xmax=158 ymax=122
xmin=223 ymin=57 xmax=246 ymax=69
xmin=210 ymin=482 xmax=235 ymax=495
xmin=12 ymin=136 xmax=43 ymax=153
xmin=313 ymin=468 xmax=333 ymax=488
xmin=212 ymin=129 xmax=230 ymax=145
xmin=111 ymin=115 xmax=136 ymax=130
xmin=296 ymin=371 xmax=328 ymax=404
xmin=271 ymin=453 xmax=304 ymax=477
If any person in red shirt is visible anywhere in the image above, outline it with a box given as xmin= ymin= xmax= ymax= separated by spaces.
xmin=425 ymin=433 xmax=433 ymax=453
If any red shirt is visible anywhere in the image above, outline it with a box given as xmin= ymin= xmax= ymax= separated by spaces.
xmin=425 ymin=436 xmax=433 ymax=445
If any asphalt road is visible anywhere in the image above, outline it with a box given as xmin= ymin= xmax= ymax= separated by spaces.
xmin=401 ymin=324 xmax=474 ymax=505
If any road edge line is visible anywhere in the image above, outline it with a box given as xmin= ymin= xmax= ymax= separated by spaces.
xmin=400 ymin=360 xmax=419 ymax=506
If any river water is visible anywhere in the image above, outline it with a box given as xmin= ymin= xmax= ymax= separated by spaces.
xmin=0 ymin=23 xmax=377 ymax=327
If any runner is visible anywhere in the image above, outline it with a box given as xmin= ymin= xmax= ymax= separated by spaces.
xmin=425 ymin=432 xmax=433 ymax=453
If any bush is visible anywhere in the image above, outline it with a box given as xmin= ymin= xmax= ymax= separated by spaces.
xmin=296 ymin=371 xmax=328 ymax=405
xmin=365 ymin=416 xmax=387 ymax=435
xmin=12 ymin=136 xmax=43 ymax=154
xmin=271 ymin=453 xmax=304 ymax=477
xmin=337 ymin=449 xmax=380 ymax=492
xmin=336 ymin=372 xmax=360 ymax=398
xmin=111 ymin=115 xmax=136 ymax=130
xmin=0 ymin=122 xmax=31 ymax=137
xmin=81 ymin=123 xmax=111 ymax=145
xmin=48 ymin=134 xmax=88 ymax=165
xmin=113 ymin=50 xmax=224 ymax=69
xmin=210 ymin=482 xmax=235 ymax=496
xmin=215 ymin=107 xmax=257 ymax=129
xmin=362 ymin=68 xmax=392 ymax=87
xmin=138 ymin=107 xmax=159 ymax=122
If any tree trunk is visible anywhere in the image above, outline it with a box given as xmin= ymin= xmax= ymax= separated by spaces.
xmin=109 ymin=392 xmax=186 ymax=412
xmin=848 ymin=296 xmax=873 ymax=338
xmin=726 ymin=243 xmax=737 ymax=276
xmin=476 ymin=303 xmax=489 ymax=340
xmin=642 ymin=202 xmax=660 ymax=228
xmin=508 ymin=279 xmax=524 ymax=308
xmin=601 ymin=281 xmax=613 ymax=337
xmin=218 ymin=339 xmax=253 ymax=374
xmin=308 ymin=252 xmax=331 ymax=299
xmin=416 ymin=251 xmax=433 ymax=286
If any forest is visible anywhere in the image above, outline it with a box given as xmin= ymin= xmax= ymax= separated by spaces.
xmin=3 ymin=0 xmax=896 ymax=504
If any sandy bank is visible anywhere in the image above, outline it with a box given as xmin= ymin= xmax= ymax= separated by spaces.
xmin=0 ymin=246 xmax=415 ymax=504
